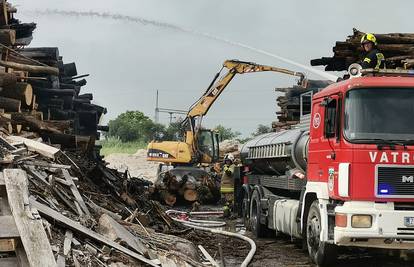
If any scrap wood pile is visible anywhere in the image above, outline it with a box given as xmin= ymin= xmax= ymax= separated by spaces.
xmin=311 ymin=28 xmax=414 ymax=71
xmin=0 ymin=136 xmax=208 ymax=267
xmin=273 ymin=79 xmax=332 ymax=131
xmin=0 ymin=1 xmax=243 ymax=267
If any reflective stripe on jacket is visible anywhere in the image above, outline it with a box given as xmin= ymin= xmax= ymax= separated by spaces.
xmin=361 ymin=48 xmax=385 ymax=69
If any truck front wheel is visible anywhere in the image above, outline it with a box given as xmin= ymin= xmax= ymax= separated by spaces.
xmin=306 ymin=200 xmax=337 ymax=266
xmin=250 ymin=189 xmax=266 ymax=237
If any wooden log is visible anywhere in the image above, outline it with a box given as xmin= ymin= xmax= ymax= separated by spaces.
xmin=49 ymin=109 xmax=76 ymax=120
xmin=0 ymin=29 xmax=15 ymax=45
xmin=0 ymin=82 xmax=33 ymax=106
xmin=34 ymin=88 xmax=75 ymax=97
xmin=0 ymin=60 xmax=59 ymax=75
xmin=59 ymin=83 xmax=78 ymax=89
xmin=78 ymin=93 xmax=93 ymax=100
xmin=78 ymin=110 xmax=98 ymax=128
xmin=41 ymin=132 xmax=92 ymax=151
xmin=0 ymin=1 xmax=8 ymax=26
xmin=0 ymin=72 xmax=17 ymax=88
xmin=9 ymin=23 xmax=36 ymax=41
xmin=63 ymin=62 xmax=77 ymax=77
xmin=183 ymin=189 xmax=198 ymax=202
xmin=10 ymin=113 xmax=65 ymax=133
xmin=74 ymin=79 xmax=87 ymax=87
xmin=73 ymin=98 xmax=90 ymax=109
xmin=3 ymin=169 xmax=57 ymax=267
xmin=0 ymin=96 xmax=20 ymax=112
xmin=11 ymin=123 xmax=22 ymax=134
xmin=30 ymin=110 xmax=43 ymax=120
xmin=160 ymin=190 xmax=176 ymax=206
xmin=20 ymin=47 xmax=59 ymax=61
xmin=38 ymin=98 xmax=64 ymax=107
xmin=97 ymin=125 xmax=109 ymax=132
xmin=79 ymin=103 xmax=107 ymax=115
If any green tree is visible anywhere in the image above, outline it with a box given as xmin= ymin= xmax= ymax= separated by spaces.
xmin=252 ymin=124 xmax=272 ymax=137
xmin=108 ymin=111 xmax=155 ymax=142
xmin=165 ymin=120 xmax=184 ymax=141
xmin=214 ymin=124 xmax=241 ymax=141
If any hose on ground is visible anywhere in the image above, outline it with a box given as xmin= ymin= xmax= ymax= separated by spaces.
xmin=166 ymin=209 xmax=226 ymax=227
xmin=166 ymin=210 xmax=256 ymax=267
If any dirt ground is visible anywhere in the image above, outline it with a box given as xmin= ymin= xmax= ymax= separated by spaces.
xmin=104 ymin=149 xmax=159 ymax=182
xmin=193 ymin=227 xmax=414 ymax=267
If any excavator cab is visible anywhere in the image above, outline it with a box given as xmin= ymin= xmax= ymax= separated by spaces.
xmin=196 ymin=129 xmax=219 ymax=163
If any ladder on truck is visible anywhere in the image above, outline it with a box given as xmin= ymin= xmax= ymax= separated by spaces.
xmin=0 ymin=170 xmax=56 ymax=267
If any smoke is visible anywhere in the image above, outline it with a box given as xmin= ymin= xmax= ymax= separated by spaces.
xmin=26 ymin=9 xmax=338 ymax=81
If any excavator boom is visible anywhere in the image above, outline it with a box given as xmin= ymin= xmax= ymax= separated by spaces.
xmin=187 ymin=59 xmax=305 ymax=118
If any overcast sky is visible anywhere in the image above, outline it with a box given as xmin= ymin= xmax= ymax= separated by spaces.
xmin=13 ymin=0 xmax=412 ymax=136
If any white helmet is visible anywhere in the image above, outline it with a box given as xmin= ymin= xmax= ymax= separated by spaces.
xmin=224 ymin=153 xmax=235 ymax=162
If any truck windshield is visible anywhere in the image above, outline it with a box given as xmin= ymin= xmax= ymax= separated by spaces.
xmin=344 ymin=88 xmax=414 ymax=142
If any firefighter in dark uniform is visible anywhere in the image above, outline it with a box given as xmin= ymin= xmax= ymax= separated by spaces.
xmin=360 ymin=33 xmax=385 ymax=69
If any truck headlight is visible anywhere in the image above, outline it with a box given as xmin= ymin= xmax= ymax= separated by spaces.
xmin=351 ymin=215 xmax=372 ymax=228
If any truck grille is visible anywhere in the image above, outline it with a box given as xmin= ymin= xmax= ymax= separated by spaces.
xmin=377 ymin=166 xmax=414 ymax=197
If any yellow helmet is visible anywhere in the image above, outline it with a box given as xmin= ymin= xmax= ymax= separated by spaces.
xmin=361 ymin=33 xmax=377 ymax=46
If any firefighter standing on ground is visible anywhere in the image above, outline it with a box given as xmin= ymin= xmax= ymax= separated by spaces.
xmin=221 ymin=153 xmax=235 ymax=216
xmin=360 ymin=33 xmax=385 ymax=69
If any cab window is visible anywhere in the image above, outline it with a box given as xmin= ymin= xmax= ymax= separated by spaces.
xmin=324 ymin=98 xmax=337 ymax=138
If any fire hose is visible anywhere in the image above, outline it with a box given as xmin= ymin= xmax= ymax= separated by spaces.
xmin=166 ymin=209 xmax=256 ymax=267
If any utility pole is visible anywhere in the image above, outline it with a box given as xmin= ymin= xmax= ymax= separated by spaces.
xmin=154 ymin=90 xmax=159 ymax=123
xmin=154 ymin=90 xmax=187 ymax=125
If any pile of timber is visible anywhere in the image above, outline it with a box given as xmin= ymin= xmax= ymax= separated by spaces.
xmin=155 ymin=168 xmax=220 ymax=206
xmin=273 ymin=79 xmax=332 ymax=131
xmin=311 ymin=28 xmax=414 ymax=71
xmin=0 ymin=0 xmax=107 ymax=154
xmin=219 ymin=139 xmax=240 ymax=160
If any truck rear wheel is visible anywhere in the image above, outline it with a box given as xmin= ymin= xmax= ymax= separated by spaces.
xmin=242 ymin=190 xmax=250 ymax=229
xmin=306 ymin=200 xmax=337 ymax=266
xmin=250 ymin=189 xmax=266 ymax=237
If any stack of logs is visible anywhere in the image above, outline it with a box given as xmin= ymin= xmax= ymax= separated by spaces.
xmin=273 ymin=80 xmax=332 ymax=131
xmin=311 ymin=28 xmax=414 ymax=71
xmin=0 ymin=0 xmax=107 ymax=153
xmin=156 ymin=169 xmax=220 ymax=206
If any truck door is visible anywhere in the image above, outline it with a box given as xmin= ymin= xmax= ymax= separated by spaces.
xmin=308 ymin=94 xmax=342 ymax=187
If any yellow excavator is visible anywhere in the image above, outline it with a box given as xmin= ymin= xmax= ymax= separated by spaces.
xmin=147 ymin=59 xmax=306 ymax=170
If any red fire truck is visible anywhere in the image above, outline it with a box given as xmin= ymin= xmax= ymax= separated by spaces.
xmin=236 ymin=68 xmax=414 ymax=265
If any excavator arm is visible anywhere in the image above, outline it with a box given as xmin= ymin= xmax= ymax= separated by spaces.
xmin=187 ymin=59 xmax=306 ymax=119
